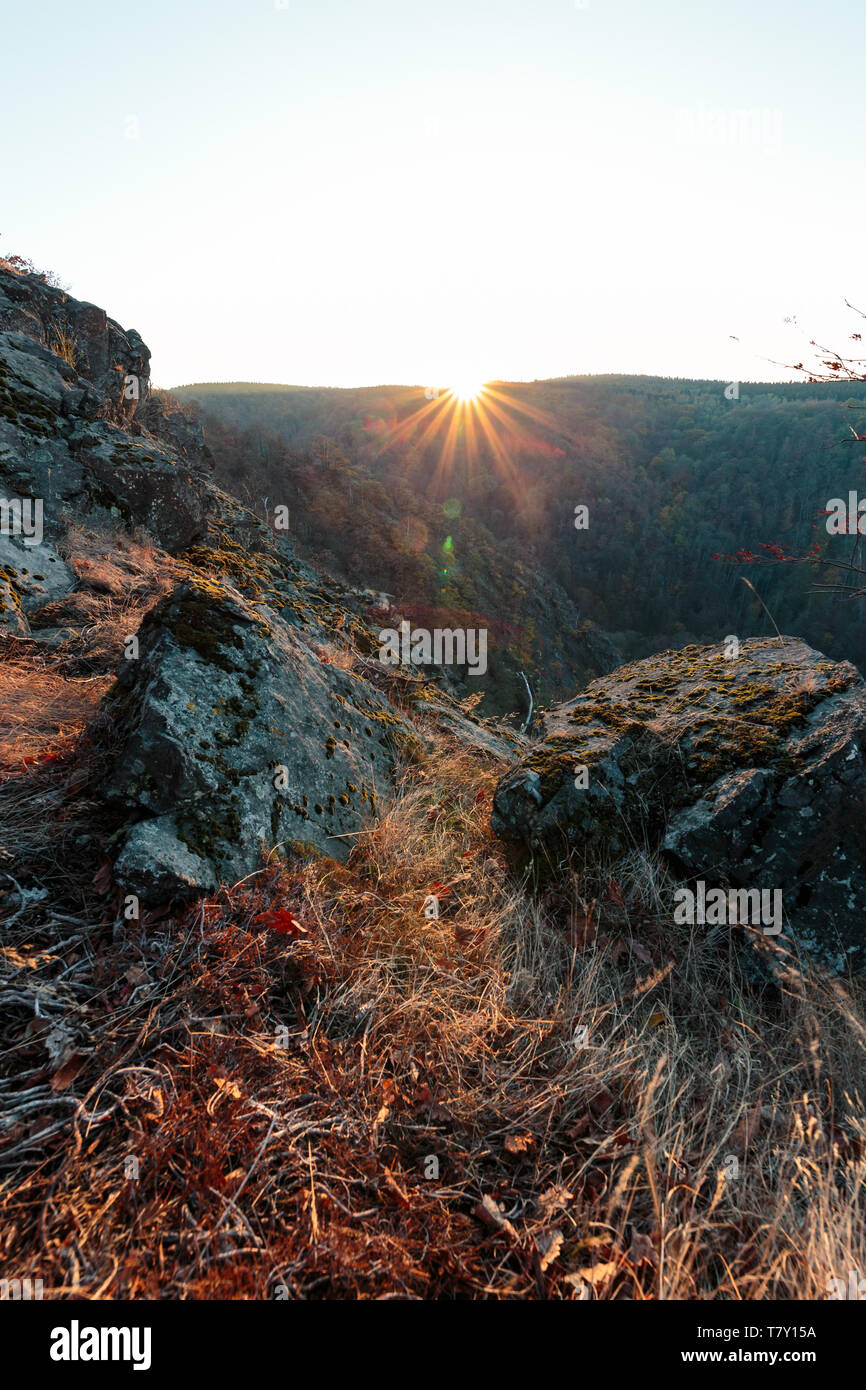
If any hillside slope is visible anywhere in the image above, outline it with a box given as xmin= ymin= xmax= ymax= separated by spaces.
xmin=0 ymin=266 xmax=864 ymax=1302
xmin=174 ymin=374 xmax=866 ymax=689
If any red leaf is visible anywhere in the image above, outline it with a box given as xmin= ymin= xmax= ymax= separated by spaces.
xmin=92 ymin=860 xmax=113 ymax=895
xmin=606 ymin=878 xmax=625 ymax=906
xmin=253 ymin=908 xmax=307 ymax=937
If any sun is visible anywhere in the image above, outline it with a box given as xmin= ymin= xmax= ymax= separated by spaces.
xmin=450 ymin=378 xmax=485 ymax=404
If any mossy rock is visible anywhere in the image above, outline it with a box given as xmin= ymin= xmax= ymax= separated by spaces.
xmin=492 ymin=637 xmax=866 ymax=972
xmin=104 ymin=575 xmax=416 ymax=902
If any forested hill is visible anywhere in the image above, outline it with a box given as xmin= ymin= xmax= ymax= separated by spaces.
xmin=172 ymin=374 xmax=866 ymax=707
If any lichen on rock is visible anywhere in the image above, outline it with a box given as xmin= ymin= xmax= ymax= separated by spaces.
xmin=492 ymin=637 xmax=866 ymax=971
xmin=101 ymin=575 xmax=416 ymax=901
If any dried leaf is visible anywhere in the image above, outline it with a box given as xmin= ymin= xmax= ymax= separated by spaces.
xmin=538 ymin=1184 xmax=574 ymax=1218
xmin=253 ymin=908 xmax=307 ymax=937
xmin=629 ymin=937 xmax=654 ymax=966
xmin=50 ymin=1053 xmax=86 ymax=1091
xmin=535 ymin=1229 xmax=564 ymax=1272
xmin=628 ymin=1231 xmax=659 ymax=1268
xmin=92 ymin=861 xmax=113 ymax=895
xmin=474 ymin=1194 xmax=517 ymax=1239
xmin=577 ymin=1259 xmax=619 ymax=1290
xmin=504 ymin=1132 xmax=534 ymax=1155
xmin=213 ymin=1077 xmax=242 ymax=1100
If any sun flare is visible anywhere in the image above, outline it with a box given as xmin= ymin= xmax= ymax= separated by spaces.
xmin=450 ymin=379 xmax=484 ymax=403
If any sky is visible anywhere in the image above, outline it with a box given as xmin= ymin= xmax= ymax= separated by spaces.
xmin=3 ymin=0 xmax=865 ymax=390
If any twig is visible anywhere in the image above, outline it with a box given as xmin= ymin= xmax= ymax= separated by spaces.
xmin=740 ymin=577 xmax=786 ymax=647
xmin=214 ymin=1113 xmax=278 ymax=1233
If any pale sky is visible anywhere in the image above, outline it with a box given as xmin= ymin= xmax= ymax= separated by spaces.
xmin=3 ymin=0 xmax=864 ymax=389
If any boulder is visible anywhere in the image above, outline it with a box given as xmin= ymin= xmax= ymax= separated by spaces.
xmin=103 ymin=576 xmax=418 ymax=901
xmin=492 ymin=638 xmax=866 ymax=972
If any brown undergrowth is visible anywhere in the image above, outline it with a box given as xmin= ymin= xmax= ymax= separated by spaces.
xmin=0 ymin=638 xmax=110 ymax=769
xmin=0 ymin=723 xmax=864 ymax=1299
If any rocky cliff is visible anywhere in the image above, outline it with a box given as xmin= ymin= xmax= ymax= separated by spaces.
xmin=2 ymin=263 xmax=865 ymax=973
xmin=0 ymin=263 xmax=506 ymax=899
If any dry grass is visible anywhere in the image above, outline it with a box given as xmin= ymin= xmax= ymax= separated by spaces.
xmin=0 ymin=726 xmax=863 ymax=1300
xmin=312 ymin=641 xmax=357 ymax=672
xmin=0 ymin=520 xmax=176 ymax=761
xmin=46 ymin=323 xmax=80 ymax=370
xmin=20 ymin=523 xmax=180 ymax=675
xmin=0 ymin=637 xmax=110 ymax=768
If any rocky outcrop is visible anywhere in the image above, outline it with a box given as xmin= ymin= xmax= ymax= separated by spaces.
xmin=0 ymin=261 xmax=150 ymax=415
xmin=0 ymin=264 xmax=213 ymax=633
xmin=0 ymin=267 xmax=466 ymax=903
xmin=492 ymin=638 xmax=866 ymax=972
xmin=103 ymin=576 xmax=418 ymax=901
xmin=410 ymin=689 xmax=527 ymax=762
xmin=13 ymin=260 xmax=865 ymax=975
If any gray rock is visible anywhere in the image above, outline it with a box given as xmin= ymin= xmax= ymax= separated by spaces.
xmin=492 ymin=638 xmax=866 ymax=972
xmin=0 ymin=267 xmax=149 ymax=417
xmin=0 ymin=571 xmax=28 ymax=633
xmin=0 ymin=527 xmax=76 ymax=612
xmin=411 ymin=691 xmax=527 ymax=763
xmin=104 ymin=576 xmax=417 ymax=902
xmin=115 ymin=818 xmax=218 ymax=900
xmin=0 ymin=266 xmax=212 ymax=556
